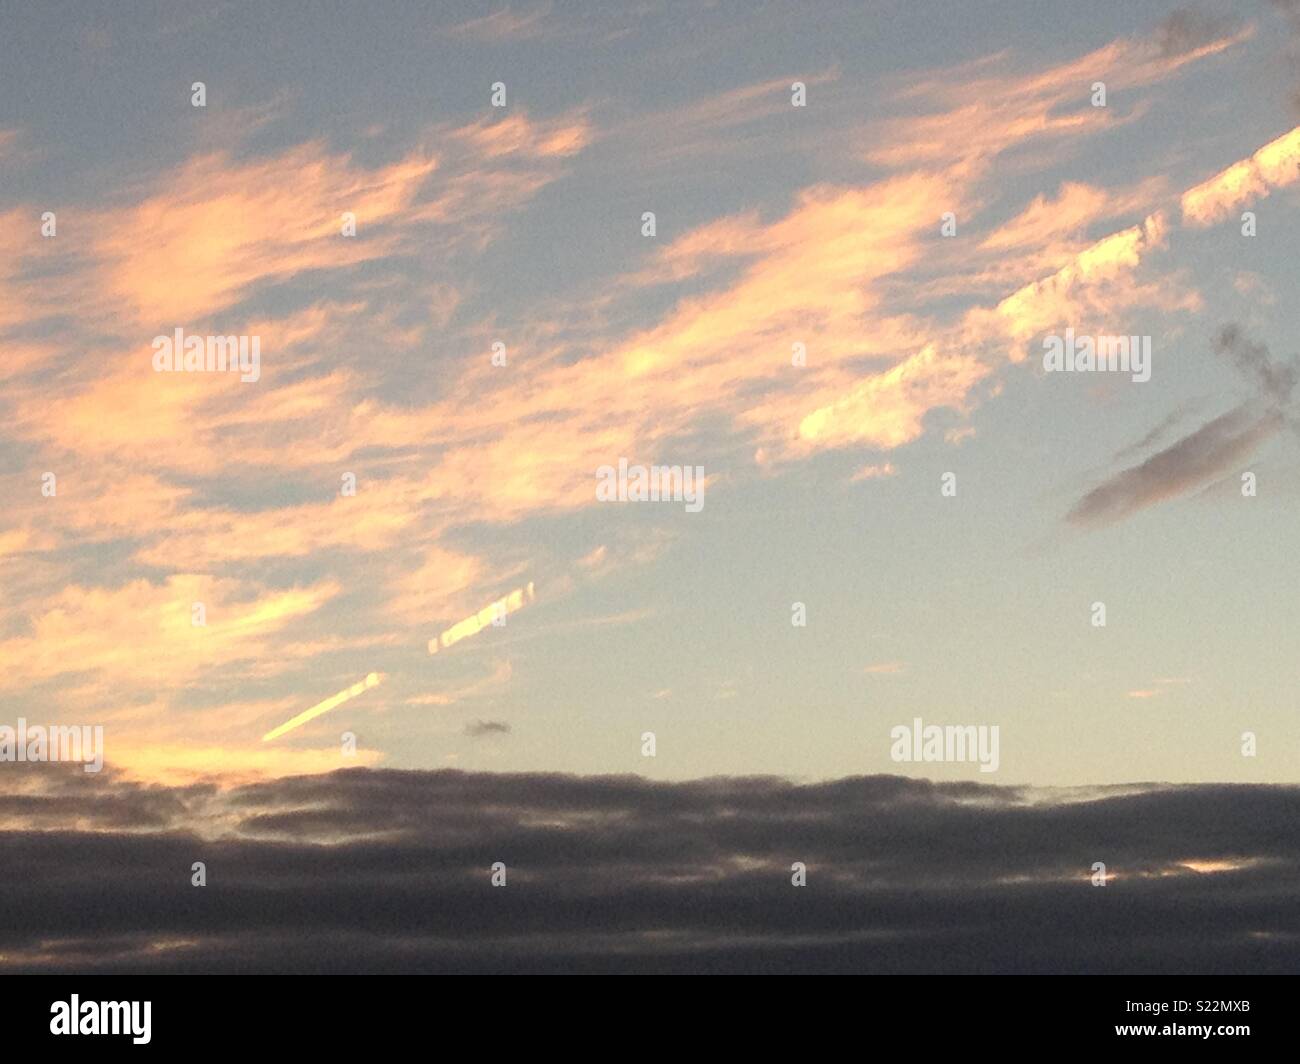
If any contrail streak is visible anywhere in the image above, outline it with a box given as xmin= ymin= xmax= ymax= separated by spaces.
xmin=262 ymin=672 xmax=383 ymax=742
xmin=428 ymin=582 xmax=535 ymax=654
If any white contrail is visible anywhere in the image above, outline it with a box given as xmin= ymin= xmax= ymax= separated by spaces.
xmin=428 ymin=582 xmax=535 ymax=654
xmin=262 ymin=672 xmax=383 ymax=742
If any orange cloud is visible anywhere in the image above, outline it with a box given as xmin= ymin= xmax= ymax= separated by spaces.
xmin=0 ymin=576 xmax=339 ymax=693
xmin=1180 ymin=125 xmax=1300 ymax=226
xmin=871 ymin=19 xmax=1249 ymax=168
xmin=94 ymin=146 xmax=436 ymax=326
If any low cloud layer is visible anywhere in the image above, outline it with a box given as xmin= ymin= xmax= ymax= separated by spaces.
xmin=2 ymin=767 xmax=1298 ymax=973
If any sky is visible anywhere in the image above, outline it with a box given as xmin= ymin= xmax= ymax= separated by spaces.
xmin=1 ymin=1 xmax=1299 ymax=973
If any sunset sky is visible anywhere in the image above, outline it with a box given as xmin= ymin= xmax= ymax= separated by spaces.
xmin=2 ymin=0 xmax=1300 ymax=976
xmin=2 ymin=2 xmax=1299 ymax=792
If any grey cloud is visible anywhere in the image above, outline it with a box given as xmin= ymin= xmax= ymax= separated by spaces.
xmin=1155 ymin=9 xmax=1239 ymax=58
xmin=1066 ymin=404 xmax=1279 ymax=527
xmin=2 ymin=768 xmax=1299 ymax=973
xmin=1111 ymin=402 xmax=1200 ymax=462
xmin=1067 ymin=325 xmax=1296 ymax=527
xmin=1214 ymin=324 xmax=1296 ymax=407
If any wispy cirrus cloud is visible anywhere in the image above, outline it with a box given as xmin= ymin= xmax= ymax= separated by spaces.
xmin=867 ymin=15 xmax=1250 ymax=170
xmin=439 ymin=4 xmax=556 ymax=42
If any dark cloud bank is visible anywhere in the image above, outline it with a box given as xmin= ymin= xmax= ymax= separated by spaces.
xmin=2 ymin=766 xmax=1299 ymax=973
